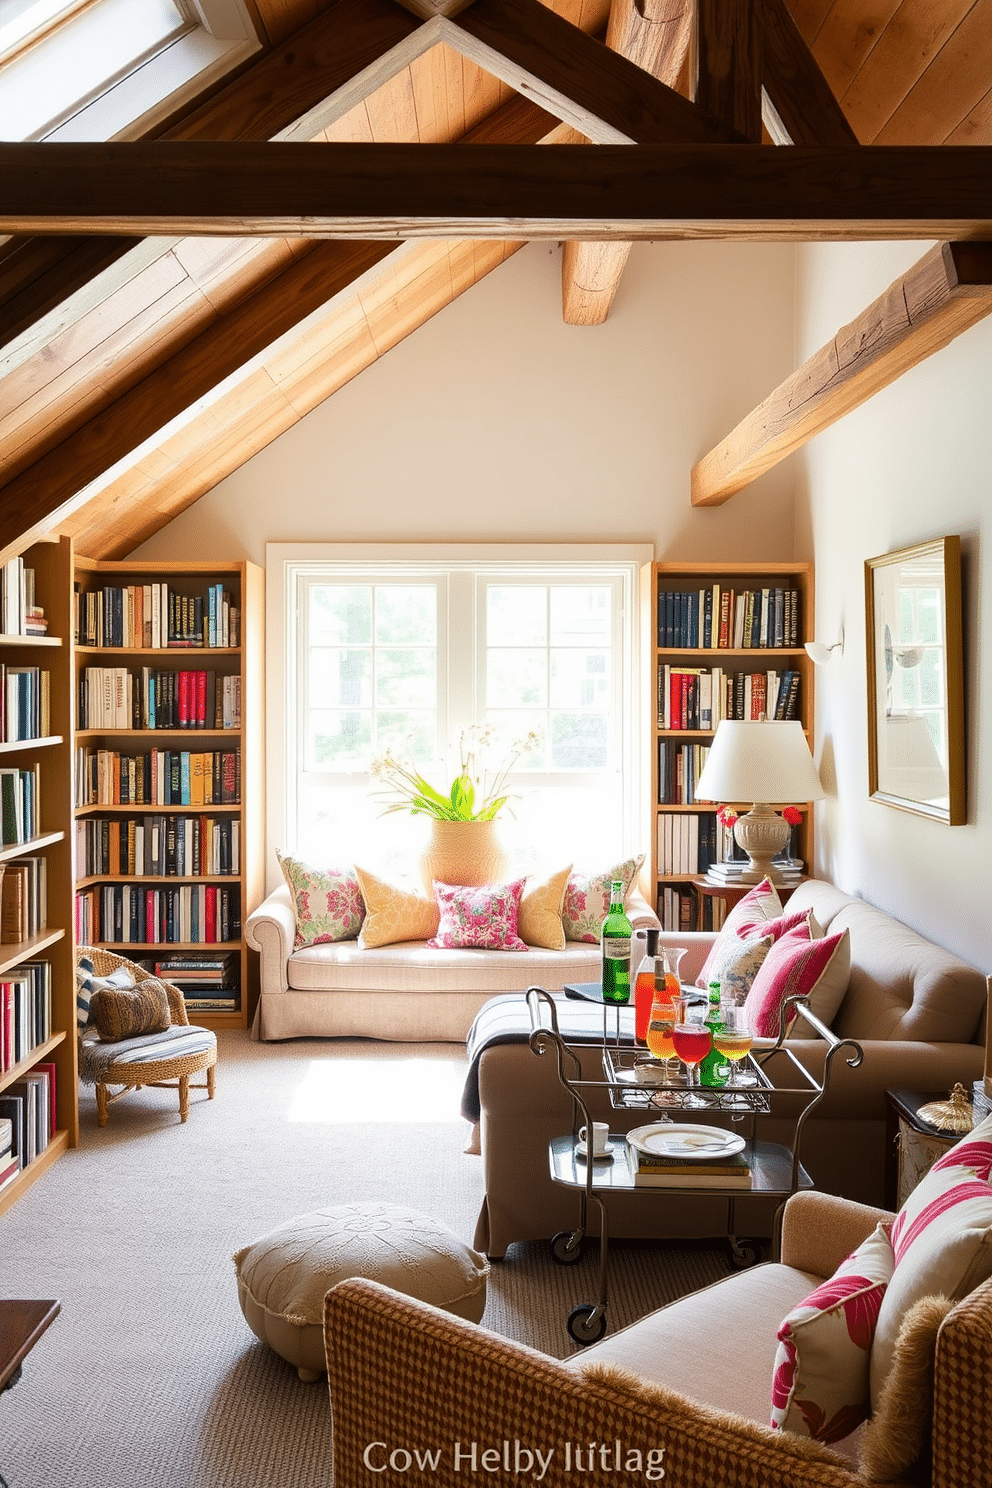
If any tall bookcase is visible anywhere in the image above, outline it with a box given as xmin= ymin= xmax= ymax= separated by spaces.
xmin=72 ymin=558 xmax=264 ymax=1029
xmin=641 ymin=560 xmax=815 ymax=932
xmin=0 ymin=536 xmax=77 ymax=1218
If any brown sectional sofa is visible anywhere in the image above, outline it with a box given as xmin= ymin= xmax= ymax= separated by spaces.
xmin=467 ymin=879 xmax=988 ymax=1258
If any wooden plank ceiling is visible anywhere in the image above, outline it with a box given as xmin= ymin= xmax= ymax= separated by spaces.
xmin=0 ymin=0 xmax=990 ymax=561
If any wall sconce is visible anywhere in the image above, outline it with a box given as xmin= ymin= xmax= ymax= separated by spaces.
xmin=805 ymin=630 xmax=844 ymax=666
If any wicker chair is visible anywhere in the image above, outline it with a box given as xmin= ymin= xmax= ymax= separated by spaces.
xmin=76 ymin=945 xmax=217 ymax=1126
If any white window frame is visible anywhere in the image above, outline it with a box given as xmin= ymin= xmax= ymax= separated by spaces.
xmin=266 ymin=542 xmax=652 ymax=891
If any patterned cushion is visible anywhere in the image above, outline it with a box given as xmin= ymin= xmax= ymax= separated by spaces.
xmin=871 ymin=1112 xmax=992 ymax=1406
xmin=277 ymin=850 xmax=364 ymax=949
xmin=426 ymin=878 xmax=528 ymax=952
xmin=90 ymin=978 xmax=171 ymax=1042
xmin=699 ymin=928 xmax=774 ymax=1004
xmin=561 ymin=856 xmax=645 ymax=944
xmin=742 ymin=925 xmax=851 ymax=1038
xmin=695 ymin=877 xmax=784 ymax=988
xmin=354 ymin=867 xmax=440 ymax=949
xmin=736 ymin=907 xmax=822 ymax=944
xmin=517 ymin=865 xmax=572 ymax=951
xmin=770 ymin=1221 xmax=894 ymax=1444
xmin=75 ymin=960 xmax=137 ymax=1030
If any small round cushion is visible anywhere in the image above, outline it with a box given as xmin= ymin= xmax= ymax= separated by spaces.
xmin=233 ymin=1201 xmax=489 ymax=1380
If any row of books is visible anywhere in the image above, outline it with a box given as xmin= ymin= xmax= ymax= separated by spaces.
xmin=75 ymin=815 xmax=241 ymax=879
xmin=78 ymin=666 xmax=241 ymax=731
xmin=0 ymin=962 xmax=53 ymax=1072
xmin=659 ymin=666 xmax=802 ymax=730
xmin=138 ymin=952 xmax=240 ymax=1012
xmin=658 ymin=741 xmax=711 ymax=806
xmin=75 ymin=581 xmax=240 ymax=650
xmin=656 ymin=885 xmax=726 ymax=934
xmin=0 ymin=763 xmax=41 ymax=846
xmin=0 ymin=858 xmax=48 ymax=945
xmin=0 ymin=665 xmax=51 ymax=743
xmin=1 ymin=558 xmax=46 ymax=637
xmin=703 ymin=855 xmax=805 ymax=887
xmin=0 ymin=1062 xmax=56 ymax=1189
xmin=629 ymin=1147 xmax=752 ymax=1189
xmin=74 ymin=747 xmax=241 ymax=807
xmin=74 ymin=883 xmax=241 ymax=946
xmin=657 ymin=812 xmax=724 ymax=877
xmin=658 ymin=585 xmax=802 ymax=650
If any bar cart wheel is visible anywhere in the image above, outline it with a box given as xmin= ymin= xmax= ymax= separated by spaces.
xmin=551 ymin=1230 xmax=585 ymax=1266
xmin=729 ymin=1237 xmax=762 ymax=1269
xmin=567 ymin=1303 xmax=607 ymax=1346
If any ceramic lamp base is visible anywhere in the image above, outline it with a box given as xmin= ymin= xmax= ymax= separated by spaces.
xmin=733 ymin=803 xmax=791 ymax=884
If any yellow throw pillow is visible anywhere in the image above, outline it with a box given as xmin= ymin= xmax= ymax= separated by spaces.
xmin=518 ymin=865 xmax=572 ymax=951
xmin=354 ymin=867 xmax=440 ymax=948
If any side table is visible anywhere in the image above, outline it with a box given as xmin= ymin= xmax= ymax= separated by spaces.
xmin=691 ymin=877 xmax=807 ymax=931
xmin=1 ymin=1299 xmax=60 ymax=1488
xmin=884 ymin=1091 xmax=964 ymax=1209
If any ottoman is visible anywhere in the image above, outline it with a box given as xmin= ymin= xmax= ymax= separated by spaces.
xmin=233 ymin=1201 xmax=489 ymax=1380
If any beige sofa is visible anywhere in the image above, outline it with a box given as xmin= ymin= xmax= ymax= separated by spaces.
xmin=466 ymin=879 xmax=988 ymax=1258
xmin=325 ymin=1189 xmax=992 ymax=1488
xmin=245 ymin=883 xmax=660 ymax=1042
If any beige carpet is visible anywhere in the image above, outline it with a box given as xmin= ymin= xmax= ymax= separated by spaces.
xmin=0 ymin=1032 xmax=733 ymax=1488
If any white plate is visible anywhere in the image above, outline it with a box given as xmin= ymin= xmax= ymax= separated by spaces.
xmin=625 ymin=1123 xmax=746 ymax=1160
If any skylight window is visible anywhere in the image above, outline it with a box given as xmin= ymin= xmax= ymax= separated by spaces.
xmin=0 ymin=0 xmax=258 ymax=141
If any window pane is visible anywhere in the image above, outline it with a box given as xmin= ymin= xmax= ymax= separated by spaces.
xmin=550 ymin=586 xmax=611 ymax=645
xmin=376 ymin=712 xmax=435 ymax=759
xmin=309 ymin=585 xmax=371 ymax=645
xmin=484 ymin=711 xmax=547 ymax=769
xmin=550 ymin=649 xmax=609 ymax=709
xmin=308 ymin=711 xmax=371 ymax=770
xmin=309 ymin=648 xmax=371 ymax=708
xmin=487 ymin=648 xmax=547 ymax=707
xmin=487 ymin=586 xmax=546 ymax=645
xmin=375 ymin=586 xmax=436 ymax=645
xmin=551 ymin=712 xmax=608 ymax=769
xmin=375 ymin=648 xmax=436 ymax=708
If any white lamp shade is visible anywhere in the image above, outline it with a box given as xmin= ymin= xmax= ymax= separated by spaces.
xmin=695 ymin=720 xmax=825 ymax=805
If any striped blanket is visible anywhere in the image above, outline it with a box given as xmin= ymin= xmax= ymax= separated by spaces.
xmin=79 ymin=1025 xmax=215 ymax=1084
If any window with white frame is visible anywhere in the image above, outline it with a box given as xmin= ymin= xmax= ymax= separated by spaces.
xmin=276 ymin=550 xmax=646 ymax=880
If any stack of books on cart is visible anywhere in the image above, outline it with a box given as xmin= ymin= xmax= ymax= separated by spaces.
xmin=625 ymin=1125 xmax=753 ymax=1188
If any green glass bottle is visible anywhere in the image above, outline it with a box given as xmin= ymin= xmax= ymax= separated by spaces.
xmin=600 ymin=879 xmax=632 ymax=1005
xmin=699 ymin=978 xmax=730 ymax=1088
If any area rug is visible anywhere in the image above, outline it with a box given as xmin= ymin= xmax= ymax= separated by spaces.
xmin=0 ymin=1032 xmax=733 ymax=1488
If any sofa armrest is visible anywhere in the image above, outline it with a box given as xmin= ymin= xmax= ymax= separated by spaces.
xmin=324 ymin=1278 xmax=858 ymax=1488
xmin=245 ymin=885 xmax=295 ymax=997
xmin=779 ymin=1191 xmax=894 ymax=1278
xmin=626 ymin=887 xmax=661 ymax=934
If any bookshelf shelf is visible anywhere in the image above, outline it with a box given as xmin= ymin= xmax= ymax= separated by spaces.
xmin=0 ymin=927 xmax=66 ymax=975
xmin=0 ymin=635 xmax=63 ymax=650
xmin=0 ymin=1128 xmax=69 ymax=1219
xmin=72 ymin=558 xmax=264 ymax=1030
xmin=0 ymin=830 xmax=65 ymax=862
xmin=0 ymin=735 xmax=63 ymax=755
xmin=641 ymin=560 xmax=814 ymax=933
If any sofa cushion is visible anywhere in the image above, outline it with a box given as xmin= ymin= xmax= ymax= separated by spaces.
xmin=871 ymin=1112 xmax=992 ymax=1405
xmin=277 ymin=851 xmax=364 ymax=948
xmin=701 ymin=928 xmax=774 ymax=1003
xmin=561 ymin=856 xmax=645 ymax=943
xmin=770 ymin=1221 xmax=893 ymax=1444
xmin=90 ymin=977 xmax=172 ymax=1041
xmin=286 ymin=938 xmax=605 ymax=995
xmin=427 ymin=878 xmax=528 ymax=951
xmin=354 ymin=867 xmax=440 ymax=948
xmin=743 ymin=927 xmax=851 ymax=1038
xmin=696 ymin=877 xmax=784 ymax=989
xmin=517 ymin=865 xmax=571 ymax=951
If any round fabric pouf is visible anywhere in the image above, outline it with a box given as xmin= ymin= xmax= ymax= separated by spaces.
xmin=233 ymin=1201 xmax=489 ymax=1381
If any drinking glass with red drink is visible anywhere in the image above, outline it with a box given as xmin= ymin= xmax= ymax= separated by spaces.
xmin=673 ymin=1008 xmax=712 ymax=1095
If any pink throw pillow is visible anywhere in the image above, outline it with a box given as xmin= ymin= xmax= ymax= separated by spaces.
xmin=742 ymin=926 xmax=850 ymax=1038
xmin=736 ymin=907 xmax=818 ymax=944
xmin=770 ymin=1222 xmax=893 ymax=1444
xmin=426 ymin=878 xmax=528 ymax=952
xmin=695 ymin=877 xmax=784 ymax=988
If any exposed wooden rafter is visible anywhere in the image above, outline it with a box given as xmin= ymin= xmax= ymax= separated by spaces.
xmin=690 ymin=241 xmax=992 ymax=507
xmin=695 ymin=0 xmax=762 ymax=142
xmin=561 ymin=0 xmax=694 ymax=327
xmin=759 ymin=0 xmax=859 ymax=146
xmin=3 ymin=141 xmax=991 ymax=240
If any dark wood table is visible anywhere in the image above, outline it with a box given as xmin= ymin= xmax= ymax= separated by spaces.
xmin=691 ymin=877 xmax=807 ymax=930
xmin=883 ymin=1090 xmax=963 ymax=1209
xmin=1 ymin=1300 xmax=59 ymax=1488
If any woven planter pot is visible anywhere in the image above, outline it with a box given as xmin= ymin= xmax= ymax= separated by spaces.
xmin=419 ymin=819 xmax=508 ymax=898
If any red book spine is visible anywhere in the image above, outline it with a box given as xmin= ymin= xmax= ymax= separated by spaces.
xmin=178 ymin=670 xmax=191 ymax=728
xmin=146 ymin=888 xmax=157 ymax=943
xmin=669 ymin=671 xmax=681 ymax=731
xmin=205 ymin=886 xmax=217 ymax=943
xmin=196 ymin=670 xmax=206 ymax=729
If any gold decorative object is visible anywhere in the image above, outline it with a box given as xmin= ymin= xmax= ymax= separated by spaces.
xmin=918 ymin=1082 xmax=974 ymax=1134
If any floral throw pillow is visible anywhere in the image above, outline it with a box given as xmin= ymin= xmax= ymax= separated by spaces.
xmin=702 ymin=929 xmax=774 ymax=1004
xmin=426 ymin=879 xmax=528 ymax=952
xmin=561 ymin=856 xmax=645 ymax=944
xmin=277 ymin=850 xmax=365 ymax=949
xmin=770 ymin=1221 xmax=894 ymax=1444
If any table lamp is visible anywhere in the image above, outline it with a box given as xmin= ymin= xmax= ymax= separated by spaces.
xmin=694 ymin=720 xmax=824 ymax=884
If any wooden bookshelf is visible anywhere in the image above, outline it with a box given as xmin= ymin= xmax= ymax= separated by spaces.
xmin=640 ymin=560 xmax=815 ymax=934
xmin=0 ymin=536 xmax=77 ymax=1218
xmin=71 ymin=558 xmax=264 ymax=1030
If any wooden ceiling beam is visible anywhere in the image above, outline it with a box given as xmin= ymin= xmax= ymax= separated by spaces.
xmin=3 ymin=141 xmax=991 ymax=240
xmin=0 ymin=0 xmax=419 ymax=351
xmin=760 ymin=0 xmax=859 ymax=146
xmin=561 ymin=0 xmax=693 ymax=326
xmin=690 ymin=240 xmax=992 ymax=506
xmin=695 ymin=0 xmax=762 ymax=143
xmin=449 ymin=0 xmax=739 ymax=144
